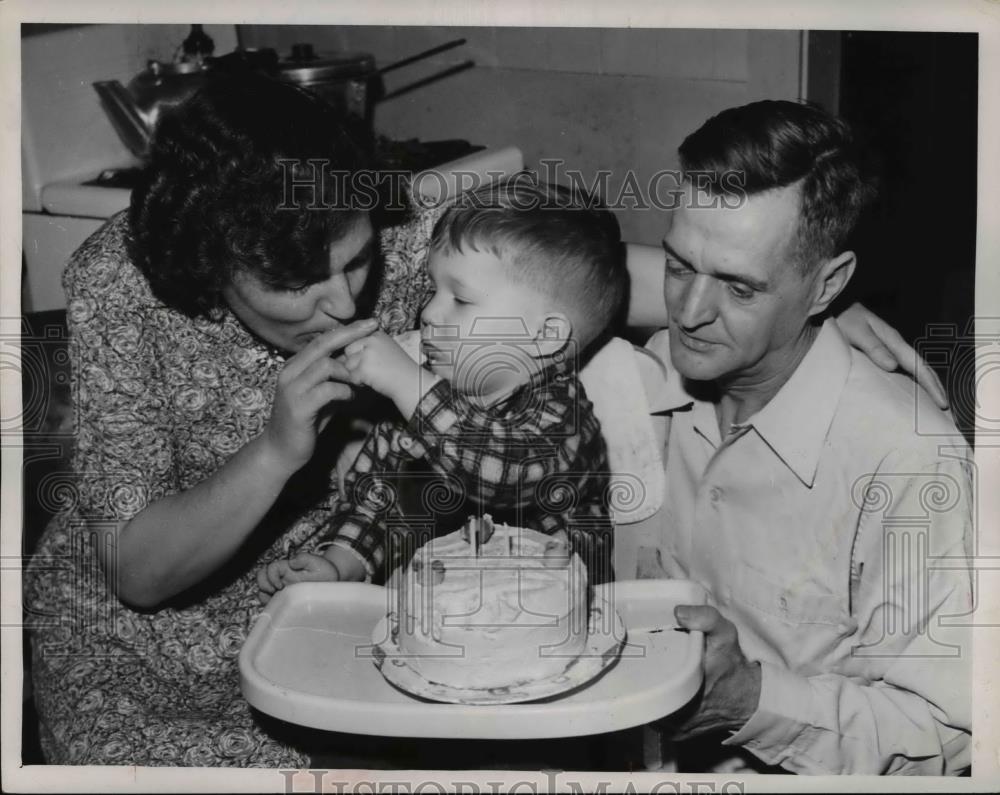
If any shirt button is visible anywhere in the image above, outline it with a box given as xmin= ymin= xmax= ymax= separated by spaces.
xmin=778 ymin=595 xmax=788 ymax=610
xmin=399 ymin=435 xmax=413 ymax=451
xmin=709 ymin=486 xmax=723 ymax=503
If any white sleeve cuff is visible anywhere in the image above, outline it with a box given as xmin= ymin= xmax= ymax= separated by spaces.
xmin=722 ymin=660 xmax=812 ymax=762
xmin=317 ymin=540 xmax=375 ymax=583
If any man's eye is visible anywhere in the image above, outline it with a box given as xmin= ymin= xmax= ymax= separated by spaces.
xmin=727 ymin=283 xmax=755 ymax=300
xmin=283 ymin=283 xmax=312 ymax=295
xmin=454 ymin=296 xmax=472 ymax=306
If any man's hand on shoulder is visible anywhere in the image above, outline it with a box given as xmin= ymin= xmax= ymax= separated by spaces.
xmin=666 ymin=604 xmax=762 ymax=740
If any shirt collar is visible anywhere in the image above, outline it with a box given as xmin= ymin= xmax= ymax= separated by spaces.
xmin=644 ymin=320 xmax=852 ymax=486
xmin=532 ymin=349 xmax=576 ymax=390
xmin=488 ymin=350 xmax=576 ymax=412
xmin=735 ymin=318 xmax=852 ymax=487
xmin=641 ymin=330 xmax=696 ymax=412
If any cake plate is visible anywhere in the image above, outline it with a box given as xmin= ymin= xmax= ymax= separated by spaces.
xmin=370 ymin=588 xmax=626 ymax=705
xmin=239 ymin=579 xmax=705 ymax=739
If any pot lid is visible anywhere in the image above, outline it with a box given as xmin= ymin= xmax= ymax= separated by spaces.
xmin=275 ymin=44 xmax=376 ymax=82
xmin=145 ymin=59 xmax=208 ymax=77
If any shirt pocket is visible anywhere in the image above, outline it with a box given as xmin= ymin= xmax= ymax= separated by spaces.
xmin=734 ymin=564 xmax=848 ymax=626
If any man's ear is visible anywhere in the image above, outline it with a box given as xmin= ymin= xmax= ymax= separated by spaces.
xmin=808 ymin=251 xmax=856 ymax=318
xmin=530 ymin=312 xmax=572 ymax=358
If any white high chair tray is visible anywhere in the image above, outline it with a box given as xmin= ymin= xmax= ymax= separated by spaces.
xmin=239 ymin=579 xmax=705 ymax=739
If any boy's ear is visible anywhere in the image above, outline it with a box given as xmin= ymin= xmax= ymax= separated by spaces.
xmin=530 ymin=312 xmax=572 ymax=358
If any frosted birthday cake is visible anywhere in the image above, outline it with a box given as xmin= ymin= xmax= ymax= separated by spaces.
xmin=391 ymin=516 xmax=590 ymax=690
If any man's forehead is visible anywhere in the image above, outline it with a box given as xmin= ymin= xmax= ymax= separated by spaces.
xmin=667 ymin=182 xmax=802 ymax=266
xmin=684 ymin=179 xmax=800 ymax=221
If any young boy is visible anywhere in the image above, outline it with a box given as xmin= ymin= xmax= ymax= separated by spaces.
xmin=257 ymin=177 xmax=628 ymax=596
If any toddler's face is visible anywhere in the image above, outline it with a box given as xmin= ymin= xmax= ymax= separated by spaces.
xmin=420 ymin=246 xmax=548 ymax=401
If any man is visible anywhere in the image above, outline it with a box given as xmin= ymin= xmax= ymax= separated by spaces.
xmin=619 ymin=100 xmax=973 ymax=774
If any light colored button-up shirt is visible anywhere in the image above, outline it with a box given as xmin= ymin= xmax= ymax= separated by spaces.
xmin=618 ymin=319 xmax=973 ymax=775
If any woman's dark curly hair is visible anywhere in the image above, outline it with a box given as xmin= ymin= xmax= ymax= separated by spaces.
xmin=128 ymin=72 xmax=372 ymax=318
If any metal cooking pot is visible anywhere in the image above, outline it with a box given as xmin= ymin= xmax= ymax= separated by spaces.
xmin=275 ymin=43 xmax=377 ymax=123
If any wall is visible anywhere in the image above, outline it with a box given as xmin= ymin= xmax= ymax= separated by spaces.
xmin=239 ymin=26 xmax=803 ymax=245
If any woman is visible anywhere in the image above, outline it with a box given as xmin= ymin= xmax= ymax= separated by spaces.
xmin=23 ymin=73 xmax=436 ymax=767
xmin=24 ymin=72 xmax=941 ymax=768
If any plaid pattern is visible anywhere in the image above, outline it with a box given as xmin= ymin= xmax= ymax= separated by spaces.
xmin=326 ymin=355 xmax=614 ymax=583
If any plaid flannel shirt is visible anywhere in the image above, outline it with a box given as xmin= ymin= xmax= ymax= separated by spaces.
xmin=324 ymin=355 xmax=614 ymax=583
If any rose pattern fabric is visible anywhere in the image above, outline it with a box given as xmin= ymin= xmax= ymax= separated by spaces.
xmin=25 ymin=199 xmax=437 ymax=767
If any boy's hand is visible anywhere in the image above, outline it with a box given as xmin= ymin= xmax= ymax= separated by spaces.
xmin=343 ymin=330 xmax=437 ymax=418
xmin=257 ymin=552 xmax=340 ymax=604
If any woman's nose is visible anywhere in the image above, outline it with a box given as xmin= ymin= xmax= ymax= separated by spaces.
xmin=317 ymin=273 xmax=356 ymax=320
xmin=677 ymin=274 xmax=718 ymax=330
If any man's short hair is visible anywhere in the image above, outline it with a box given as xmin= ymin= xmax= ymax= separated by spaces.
xmin=430 ymin=177 xmax=628 ymax=349
xmin=678 ymin=99 xmax=879 ymax=272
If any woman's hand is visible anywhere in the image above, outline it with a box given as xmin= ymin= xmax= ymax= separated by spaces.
xmin=835 ymin=303 xmax=949 ymax=409
xmin=111 ymin=319 xmax=380 ymax=609
xmin=262 ymin=318 xmax=379 ymax=474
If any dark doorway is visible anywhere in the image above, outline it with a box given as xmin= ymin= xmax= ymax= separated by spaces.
xmin=815 ymin=31 xmax=978 ymax=441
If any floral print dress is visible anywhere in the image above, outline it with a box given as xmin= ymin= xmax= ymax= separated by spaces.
xmin=24 ymin=203 xmax=438 ymax=767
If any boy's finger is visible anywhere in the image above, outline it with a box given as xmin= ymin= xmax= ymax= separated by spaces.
xmin=279 ymin=568 xmax=302 ymax=585
xmin=289 ymin=552 xmax=321 ymax=570
xmin=344 ymin=339 xmax=366 ymax=357
xmin=342 ymin=353 xmax=362 ymax=373
xmin=267 ymin=562 xmax=288 ymax=590
xmin=256 ymin=567 xmax=270 ymax=592
xmin=312 ymin=320 xmax=379 ymax=358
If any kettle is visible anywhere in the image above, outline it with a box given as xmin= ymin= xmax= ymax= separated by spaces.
xmin=93 ymin=24 xmax=223 ymax=159
xmin=94 ymin=60 xmax=211 ymax=160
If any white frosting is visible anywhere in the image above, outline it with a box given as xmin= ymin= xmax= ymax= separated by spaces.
xmin=392 ymin=524 xmax=589 ymax=689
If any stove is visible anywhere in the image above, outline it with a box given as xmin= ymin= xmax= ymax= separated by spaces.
xmin=39 ymin=169 xmax=136 ymax=220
